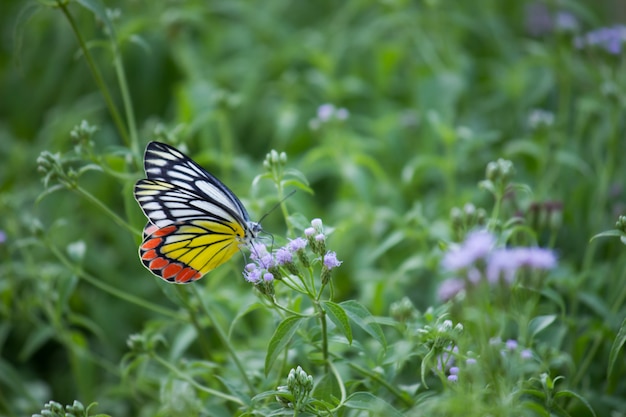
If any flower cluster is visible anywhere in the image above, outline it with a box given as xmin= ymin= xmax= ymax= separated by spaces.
xmin=276 ymin=366 xmax=314 ymax=410
xmin=243 ymin=218 xmax=342 ymax=294
xmin=438 ymin=230 xmax=557 ymax=301
xmin=438 ymin=338 xmax=535 ymax=384
xmin=308 ymin=103 xmax=350 ymax=130
xmin=575 ymin=25 xmax=626 ymax=55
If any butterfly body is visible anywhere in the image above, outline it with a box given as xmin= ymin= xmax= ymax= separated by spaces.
xmin=134 ymin=142 xmax=260 ymax=283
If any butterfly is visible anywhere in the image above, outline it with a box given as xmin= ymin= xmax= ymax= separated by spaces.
xmin=134 ymin=141 xmax=261 ymax=283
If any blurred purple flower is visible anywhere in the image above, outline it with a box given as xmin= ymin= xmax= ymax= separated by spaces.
xmin=442 ymin=230 xmax=495 ymax=271
xmin=506 ymin=339 xmax=518 ymax=350
xmin=438 ymin=278 xmax=465 ymax=301
xmin=0 ymin=230 xmax=5 ymax=244
xmin=447 ymin=374 xmax=458 ymax=383
xmin=575 ymin=25 xmax=626 ymax=55
xmin=317 ymin=104 xmax=335 ymax=122
xmin=520 ymin=349 xmax=533 ymax=359
xmin=525 ymin=2 xmax=553 ymax=36
xmin=525 ymin=3 xmax=579 ymax=36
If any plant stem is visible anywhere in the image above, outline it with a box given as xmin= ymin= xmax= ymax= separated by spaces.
xmin=57 ymin=1 xmax=132 ymax=150
xmin=74 ymin=185 xmax=141 ymax=237
xmin=190 ymin=284 xmax=254 ymax=393
xmin=48 ymin=241 xmax=181 ymax=320
xmin=152 ymin=353 xmax=245 ymax=406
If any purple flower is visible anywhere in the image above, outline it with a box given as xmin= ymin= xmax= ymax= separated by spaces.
xmin=311 ymin=218 xmax=323 ymax=229
xmin=555 ymin=11 xmax=579 ymax=32
xmin=0 ymin=230 xmax=5 ymax=244
xmin=486 ymin=249 xmax=517 ymax=283
xmin=317 ymin=104 xmax=335 ymax=122
xmin=315 ymin=233 xmax=325 ymax=242
xmin=466 ymin=358 xmax=477 ymax=365
xmin=442 ymin=230 xmax=495 ymax=271
xmin=244 ymin=266 xmax=262 ymax=283
xmin=263 ymin=272 xmax=274 ymax=282
xmin=487 ymin=247 xmax=556 ymax=283
xmin=438 ymin=278 xmax=465 ymax=301
xmin=514 ymin=247 xmax=557 ymax=270
xmin=525 ymin=2 xmax=553 ymax=37
xmin=575 ymin=25 xmax=626 ymax=55
xmin=335 ymin=108 xmax=350 ymax=120
xmin=449 ymin=366 xmax=459 ymax=375
xmin=288 ymin=237 xmax=307 ymax=252
xmin=506 ymin=339 xmax=518 ymax=350
xmin=323 ymin=251 xmax=342 ymax=269
xmin=447 ymin=374 xmax=458 ymax=383
xmin=275 ymin=247 xmax=293 ymax=265
xmin=250 ymin=243 xmax=270 ymax=261
xmin=304 ymin=227 xmax=315 ymax=237
xmin=520 ymin=349 xmax=533 ymax=360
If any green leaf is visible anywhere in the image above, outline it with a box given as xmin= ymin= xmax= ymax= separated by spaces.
xmin=265 ymin=316 xmax=303 ymax=375
xmin=608 ymin=317 xmax=626 ymax=380
xmin=322 ymin=301 xmax=352 ymax=344
xmin=554 ymin=389 xmax=597 ymax=417
xmin=312 ymin=372 xmax=341 ymax=406
xmin=340 ymin=300 xmax=386 ymax=348
xmin=75 ymin=0 xmax=116 ymax=37
xmin=528 ymin=315 xmax=557 ymax=338
xmin=18 ymin=325 xmax=56 ymax=361
xmin=342 ymin=392 xmax=404 ymax=417
xmin=589 ymin=229 xmax=622 ymax=242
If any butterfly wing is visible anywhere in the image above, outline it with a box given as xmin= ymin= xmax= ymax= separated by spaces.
xmin=139 ymin=221 xmax=244 ymax=283
xmin=135 ymin=141 xmax=251 ymax=228
xmin=134 ymin=142 xmax=255 ymax=282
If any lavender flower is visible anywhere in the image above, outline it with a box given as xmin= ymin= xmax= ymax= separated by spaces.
xmin=447 ymin=374 xmax=458 ymax=383
xmin=323 ymin=251 xmax=342 ymax=269
xmin=441 ymin=230 xmax=495 ymax=271
xmin=317 ymin=104 xmax=335 ymax=122
xmin=438 ymin=278 xmax=465 ymax=301
xmin=575 ymin=25 xmax=626 ymax=55
xmin=520 ymin=349 xmax=534 ymax=360
xmin=288 ymin=237 xmax=307 ymax=252
xmin=275 ymin=247 xmax=293 ymax=265
xmin=506 ymin=339 xmax=518 ymax=350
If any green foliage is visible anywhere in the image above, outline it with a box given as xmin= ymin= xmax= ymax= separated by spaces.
xmin=1 ymin=0 xmax=625 ymax=416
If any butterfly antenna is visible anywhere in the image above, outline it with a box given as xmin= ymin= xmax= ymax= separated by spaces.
xmin=257 ymin=189 xmax=296 ymax=225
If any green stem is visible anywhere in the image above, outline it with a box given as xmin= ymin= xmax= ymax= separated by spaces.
xmin=347 ymin=362 xmax=414 ymax=407
xmin=74 ymin=185 xmax=141 ymax=237
xmin=48 ymin=241 xmax=182 ymax=320
xmin=151 ymin=354 xmax=245 ymax=406
xmin=315 ymin=301 xmax=329 ymax=373
xmin=112 ymin=44 xmax=140 ymax=164
xmin=190 ymin=285 xmax=254 ymax=392
xmin=57 ymin=1 xmax=132 ymax=150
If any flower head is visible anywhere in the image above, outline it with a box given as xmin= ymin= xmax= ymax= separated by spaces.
xmin=323 ymin=251 xmax=342 ymax=270
xmin=288 ymin=237 xmax=307 ymax=252
xmin=275 ymin=247 xmax=293 ymax=265
xmin=442 ymin=230 xmax=495 ymax=271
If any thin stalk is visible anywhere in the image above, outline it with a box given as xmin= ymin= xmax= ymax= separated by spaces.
xmin=48 ymin=242 xmax=181 ymax=320
xmin=111 ymin=45 xmax=140 ymax=163
xmin=74 ymin=185 xmax=141 ymax=237
xmin=190 ymin=284 xmax=254 ymax=392
xmin=57 ymin=1 xmax=131 ymax=149
xmin=315 ymin=301 xmax=329 ymax=373
xmin=347 ymin=362 xmax=414 ymax=407
xmin=151 ymin=354 xmax=245 ymax=406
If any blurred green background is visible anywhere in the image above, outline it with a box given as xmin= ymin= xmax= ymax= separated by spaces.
xmin=1 ymin=0 xmax=625 ymax=416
